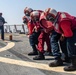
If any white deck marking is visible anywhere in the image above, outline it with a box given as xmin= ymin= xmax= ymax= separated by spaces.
xmin=0 ymin=41 xmax=15 ymax=52
xmin=5 ymin=34 xmax=26 ymax=37
xmin=0 ymin=57 xmax=76 ymax=74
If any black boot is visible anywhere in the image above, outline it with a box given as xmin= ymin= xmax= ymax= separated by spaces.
xmin=49 ymin=58 xmax=63 ymax=67
xmin=64 ymin=56 xmax=76 ymax=71
xmin=28 ymin=45 xmax=38 ymax=56
xmin=44 ymin=51 xmax=53 ymax=56
xmin=63 ymin=57 xmax=71 ymax=63
xmin=33 ymin=51 xmax=45 ymax=60
xmin=28 ymin=51 xmax=38 ymax=56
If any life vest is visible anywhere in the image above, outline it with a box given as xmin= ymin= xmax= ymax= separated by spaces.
xmin=54 ymin=12 xmax=76 ymax=34
xmin=33 ymin=21 xmax=41 ymax=31
xmin=28 ymin=10 xmax=43 ymax=34
xmin=27 ymin=21 xmax=34 ymax=35
xmin=40 ymin=12 xmax=54 ymax=32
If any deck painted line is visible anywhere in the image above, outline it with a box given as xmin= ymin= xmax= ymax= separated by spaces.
xmin=0 ymin=57 xmax=76 ymax=74
xmin=0 ymin=42 xmax=15 ymax=52
xmin=5 ymin=34 xmax=26 ymax=37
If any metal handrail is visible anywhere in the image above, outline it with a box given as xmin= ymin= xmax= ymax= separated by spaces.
xmin=4 ymin=24 xmax=28 ymax=34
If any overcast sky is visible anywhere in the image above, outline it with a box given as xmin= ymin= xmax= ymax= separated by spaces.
xmin=0 ymin=0 xmax=76 ymax=25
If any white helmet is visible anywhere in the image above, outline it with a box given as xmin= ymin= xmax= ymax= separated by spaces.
xmin=30 ymin=11 xmax=40 ymax=18
xmin=24 ymin=7 xmax=33 ymax=16
xmin=30 ymin=11 xmax=40 ymax=22
xmin=45 ymin=8 xmax=57 ymax=17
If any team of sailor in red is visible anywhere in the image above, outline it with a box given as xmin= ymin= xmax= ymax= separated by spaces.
xmin=22 ymin=7 xmax=76 ymax=72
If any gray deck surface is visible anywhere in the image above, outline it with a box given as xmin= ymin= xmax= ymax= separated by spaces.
xmin=0 ymin=33 xmax=76 ymax=75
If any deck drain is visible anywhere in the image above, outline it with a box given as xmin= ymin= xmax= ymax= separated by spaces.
xmin=5 ymin=54 xmax=12 ymax=57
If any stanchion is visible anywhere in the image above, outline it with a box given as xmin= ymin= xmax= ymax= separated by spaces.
xmin=9 ymin=35 xmax=12 ymax=40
